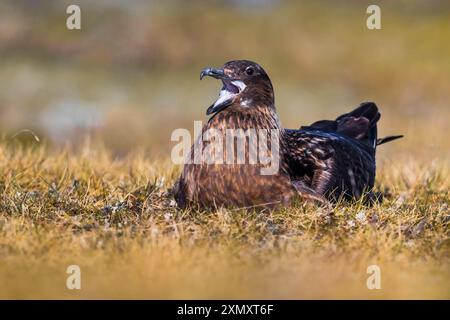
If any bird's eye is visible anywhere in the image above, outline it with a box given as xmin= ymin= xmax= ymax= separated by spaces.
xmin=245 ymin=67 xmax=254 ymax=76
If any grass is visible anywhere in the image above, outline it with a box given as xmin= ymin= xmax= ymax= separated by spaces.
xmin=0 ymin=140 xmax=448 ymax=299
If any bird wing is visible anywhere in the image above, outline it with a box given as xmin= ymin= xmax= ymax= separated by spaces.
xmin=300 ymin=102 xmax=403 ymax=149
xmin=283 ymin=129 xmax=376 ymax=199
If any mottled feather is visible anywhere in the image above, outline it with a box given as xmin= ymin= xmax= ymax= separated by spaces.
xmin=174 ymin=61 xmax=402 ymax=209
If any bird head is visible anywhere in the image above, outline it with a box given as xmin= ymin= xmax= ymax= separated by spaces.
xmin=200 ymin=60 xmax=274 ymax=115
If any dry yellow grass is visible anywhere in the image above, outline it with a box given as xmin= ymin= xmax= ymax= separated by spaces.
xmin=0 ymin=0 xmax=449 ymax=300
xmin=0 ymin=140 xmax=448 ymax=299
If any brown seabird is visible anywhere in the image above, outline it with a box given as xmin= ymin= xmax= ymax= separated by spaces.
xmin=174 ymin=60 xmax=402 ymax=209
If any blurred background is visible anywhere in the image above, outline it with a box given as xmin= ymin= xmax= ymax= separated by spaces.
xmin=1 ymin=0 xmax=449 ymax=161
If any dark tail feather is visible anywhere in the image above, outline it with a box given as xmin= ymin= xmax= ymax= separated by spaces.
xmin=376 ymin=135 xmax=404 ymax=146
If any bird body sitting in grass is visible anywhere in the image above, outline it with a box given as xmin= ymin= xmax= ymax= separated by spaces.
xmin=174 ymin=60 xmax=402 ymax=210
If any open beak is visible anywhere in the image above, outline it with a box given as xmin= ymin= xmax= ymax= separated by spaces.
xmin=200 ymin=67 xmax=245 ymax=116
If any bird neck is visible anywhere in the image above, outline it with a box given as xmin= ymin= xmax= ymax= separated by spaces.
xmin=208 ymin=103 xmax=282 ymax=131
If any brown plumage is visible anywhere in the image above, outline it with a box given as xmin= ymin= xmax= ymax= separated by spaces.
xmin=173 ymin=60 xmax=402 ymax=209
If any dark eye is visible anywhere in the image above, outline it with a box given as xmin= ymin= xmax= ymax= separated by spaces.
xmin=245 ymin=67 xmax=254 ymax=76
